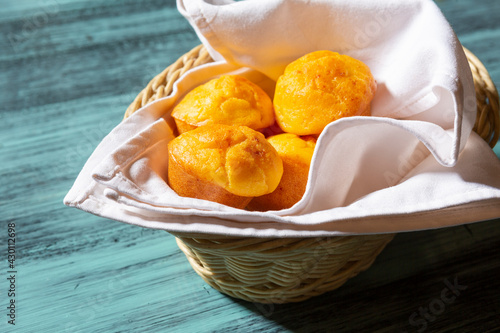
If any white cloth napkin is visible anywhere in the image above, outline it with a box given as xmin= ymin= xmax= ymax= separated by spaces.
xmin=64 ymin=0 xmax=500 ymax=237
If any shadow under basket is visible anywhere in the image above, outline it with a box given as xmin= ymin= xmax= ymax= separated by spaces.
xmin=124 ymin=45 xmax=499 ymax=304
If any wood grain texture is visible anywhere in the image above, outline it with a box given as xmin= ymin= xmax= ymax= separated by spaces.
xmin=0 ymin=0 xmax=499 ymax=332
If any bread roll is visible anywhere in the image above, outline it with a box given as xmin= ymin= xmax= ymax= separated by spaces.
xmin=167 ymin=124 xmax=283 ymax=208
xmin=247 ymin=133 xmax=316 ymax=211
xmin=171 ymin=75 xmax=275 ymax=134
xmin=274 ymin=50 xmax=376 ymax=135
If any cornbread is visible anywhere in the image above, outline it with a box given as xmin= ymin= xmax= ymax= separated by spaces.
xmin=167 ymin=124 xmax=283 ymax=208
xmin=274 ymin=50 xmax=376 ymax=135
xmin=171 ymin=75 xmax=275 ymax=134
xmin=247 ymin=133 xmax=316 ymax=211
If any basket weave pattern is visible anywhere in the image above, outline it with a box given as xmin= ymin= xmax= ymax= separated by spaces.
xmin=174 ymin=233 xmax=393 ymax=303
xmin=124 ymin=45 xmax=499 ymax=303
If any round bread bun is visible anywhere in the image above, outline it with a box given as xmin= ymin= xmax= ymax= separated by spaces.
xmin=171 ymin=75 xmax=275 ymax=134
xmin=274 ymin=50 xmax=376 ymax=135
xmin=167 ymin=124 xmax=283 ymax=208
xmin=246 ymin=133 xmax=316 ymax=211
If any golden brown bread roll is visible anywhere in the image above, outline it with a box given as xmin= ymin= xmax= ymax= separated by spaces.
xmin=246 ymin=133 xmax=316 ymax=211
xmin=167 ymin=124 xmax=283 ymax=208
xmin=274 ymin=50 xmax=376 ymax=135
xmin=171 ymin=75 xmax=275 ymax=134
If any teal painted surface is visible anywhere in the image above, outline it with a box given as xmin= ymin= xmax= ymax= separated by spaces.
xmin=1 ymin=1 xmax=499 ymax=332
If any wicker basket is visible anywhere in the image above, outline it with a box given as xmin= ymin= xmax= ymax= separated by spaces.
xmin=124 ymin=45 xmax=499 ymax=304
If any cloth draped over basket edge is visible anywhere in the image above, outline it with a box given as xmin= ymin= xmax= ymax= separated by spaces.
xmin=63 ymin=0 xmax=500 ymax=237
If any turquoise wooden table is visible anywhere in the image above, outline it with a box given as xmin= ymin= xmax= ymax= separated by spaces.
xmin=1 ymin=1 xmax=499 ymax=332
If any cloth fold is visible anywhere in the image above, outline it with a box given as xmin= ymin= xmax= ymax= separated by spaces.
xmin=64 ymin=0 xmax=500 ymax=236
